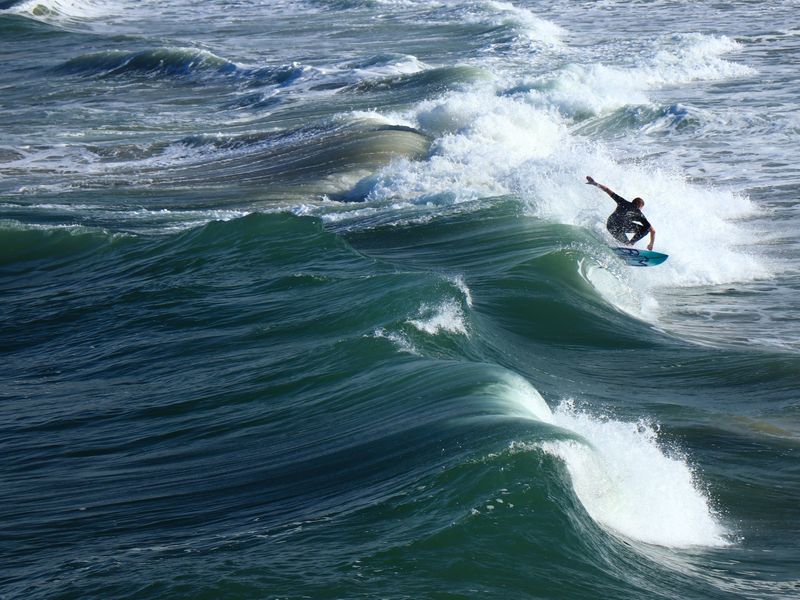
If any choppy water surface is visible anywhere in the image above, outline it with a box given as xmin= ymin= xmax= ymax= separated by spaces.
xmin=2 ymin=1 xmax=799 ymax=598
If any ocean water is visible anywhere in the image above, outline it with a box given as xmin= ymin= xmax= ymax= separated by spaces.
xmin=2 ymin=1 xmax=799 ymax=598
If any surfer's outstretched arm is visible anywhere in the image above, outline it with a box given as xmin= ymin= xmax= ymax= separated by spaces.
xmin=585 ymin=176 xmax=624 ymax=203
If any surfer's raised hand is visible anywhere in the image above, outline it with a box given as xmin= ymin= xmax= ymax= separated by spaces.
xmin=586 ymin=176 xmax=597 ymax=186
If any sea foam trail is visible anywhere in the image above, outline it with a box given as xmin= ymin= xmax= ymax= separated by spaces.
xmin=497 ymin=375 xmax=728 ymax=548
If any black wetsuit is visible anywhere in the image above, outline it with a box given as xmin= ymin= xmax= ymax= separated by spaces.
xmin=606 ymin=192 xmax=651 ymax=245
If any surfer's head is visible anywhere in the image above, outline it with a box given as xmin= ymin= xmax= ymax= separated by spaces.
xmin=632 ymin=197 xmax=645 ymax=209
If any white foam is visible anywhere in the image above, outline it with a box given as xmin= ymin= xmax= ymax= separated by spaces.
xmin=480 ymin=1 xmax=565 ymax=47
xmin=7 ymin=0 xmax=114 ymax=25
xmin=651 ymin=34 xmax=756 ymax=85
xmin=581 ymin=260 xmax=660 ymax=323
xmin=371 ymin=80 xmax=769 ymax=294
xmin=523 ymin=34 xmax=754 ymax=119
xmin=502 ymin=382 xmax=729 ymax=548
xmin=371 ymin=328 xmax=419 ymax=355
xmin=447 ymin=274 xmax=473 ymax=308
xmin=341 ymin=54 xmax=428 ymax=83
xmin=407 ymin=299 xmax=468 ymax=336
xmin=370 ymin=88 xmax=568 ymax=203
xmin=488 ymin=372 xmax=555 ymax=423
xmin=524 ymin=63 xmax=652 ymax=118
xmin=543 ymin=401 xmax=729 ymax=548
xmin=543 ymin=159 xmax=771 ymax=288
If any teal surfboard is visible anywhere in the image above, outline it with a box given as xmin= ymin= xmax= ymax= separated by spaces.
xmin=612 ymin=247 xmax=668 ymax=267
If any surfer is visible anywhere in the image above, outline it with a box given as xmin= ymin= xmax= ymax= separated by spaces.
xmin=586 ymin=176 xmax=656 ymax=250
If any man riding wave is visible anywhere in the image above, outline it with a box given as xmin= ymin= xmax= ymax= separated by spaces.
xmin=586 ymin=176 xmax=656 ymax=251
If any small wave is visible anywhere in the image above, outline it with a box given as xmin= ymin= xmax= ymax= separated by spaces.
xmin=12 ymin=116 xmax=432 ymax=198
xmin=3 ymin=0 xmax=113 ymax=28
xmin=322 ymin=0 xmax=564 ymax=48
xmin=573 ymin=103 xmax=702 ymax=137
xmin=542 ymin=400 xmax=730 ymax=548
xmin=435 ymin=0 xmax=564 ymax=56
xmin=481 ymin=0 xmax=565 ymax=47
xmin=499 ymin=378 xmax=729 ymax=548
xmin=652 ymin=33 xmax=755 ymax=84
xmin=338 ymin=53 xmax=428 ymax=84
xmin=0 ymin=219 xmax=129 ymax=266
xmin=0 ymin=147 xmax=25 ymax=163
xmin=54 ymin=47 xmax=238 ymax=79
xmin=347 ymin=65 xmax=490 ymax=96
xmin=228 ymin=56 xmax=426 ymax=109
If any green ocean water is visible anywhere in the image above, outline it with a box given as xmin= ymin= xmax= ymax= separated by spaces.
xmin=2 ymin=1 xmax=799 ymax=599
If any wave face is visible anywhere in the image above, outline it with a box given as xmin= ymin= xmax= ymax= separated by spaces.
xmin=2 ymin=1 xmax=800 ymax=599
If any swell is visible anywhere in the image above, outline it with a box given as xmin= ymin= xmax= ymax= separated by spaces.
xmin=158 ymin=122 xmax=432 ymax=192
xmin=2 ymin=2 xmax=799 ymax=599
xmin=0 ymin=119 xmax=433 ymax=201
xmin=5 ymin=198 xmax=793 ymax=376
xmin=341 ymin=202 xmax=666 ymax=350
xmin=62 ymin=118 xmax=434 ymax=197
xmin=52 ymin=47 xmax=314 ymax=86
xmin=0 ymin=209 xmax=708 ymax=417
xmin=2 ymin=210 xmax=790 ymax=599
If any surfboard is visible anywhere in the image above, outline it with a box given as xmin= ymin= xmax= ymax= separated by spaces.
xmin=612 ymin=247 xmax=668 ymax=267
